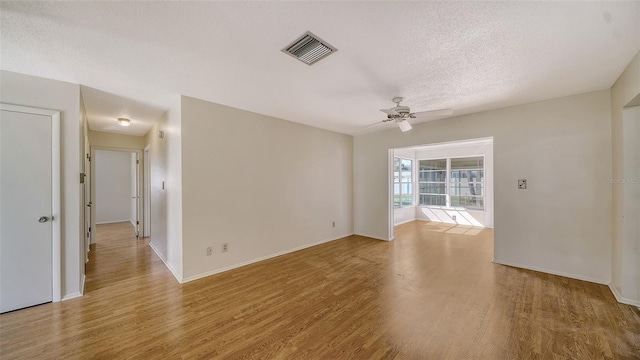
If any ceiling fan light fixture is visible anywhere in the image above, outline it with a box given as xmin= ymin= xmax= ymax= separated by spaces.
xmin=117 ymin=117 xmax=131 ymax=127
xmin=376 ymin=97 xmax=451 ymax=133
xmin=397 ymin=119 xmax=412 ymax=132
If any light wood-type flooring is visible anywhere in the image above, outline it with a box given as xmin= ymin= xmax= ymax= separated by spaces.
xmin=1 ymin=221 xmax=639 ymax=359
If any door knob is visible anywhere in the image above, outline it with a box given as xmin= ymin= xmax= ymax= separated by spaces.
xmin=38 ymin=216 xmax=49 ymax=223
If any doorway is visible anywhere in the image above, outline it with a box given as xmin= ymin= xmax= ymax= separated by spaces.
xmin=388 ymin=138 xmax=494 ymax=240
xmin=90 ymin=148 xmax=143 ymax=246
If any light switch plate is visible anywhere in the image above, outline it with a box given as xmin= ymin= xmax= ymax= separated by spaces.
xmin=518 ymin=179 xmax=527 ymax=189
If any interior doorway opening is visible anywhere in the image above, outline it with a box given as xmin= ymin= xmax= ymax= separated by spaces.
xmin=89 ymin=147 xmax=144 ymax=252
xmin=388 ymin=137 xmax=494 ymax=240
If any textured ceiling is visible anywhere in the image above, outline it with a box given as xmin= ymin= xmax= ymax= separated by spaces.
xmin=1 ymin=1 xmax=638 ymax=136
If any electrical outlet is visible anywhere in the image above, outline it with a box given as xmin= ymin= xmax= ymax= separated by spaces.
xmin=518 ymin=179 xmax=527 ymax=189
xmin=452 ymin=215 xmax=457 ymax=221
xmin=332 ymin=221 xmax=335 ymax=228
xmin=206 ymin=247 xmax=212 ymax=256
xmin=222 ymin=243 xmax=229 ymax=252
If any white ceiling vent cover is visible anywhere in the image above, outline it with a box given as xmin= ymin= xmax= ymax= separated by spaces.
xmin=282 ymin=31 xmax=337 ymax=65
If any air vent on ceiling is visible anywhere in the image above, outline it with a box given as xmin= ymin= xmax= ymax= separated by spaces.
xmin=282 ymin=31 xmax=337 ymax=65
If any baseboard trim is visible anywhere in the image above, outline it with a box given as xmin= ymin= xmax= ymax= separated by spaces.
xmin=394 ymin=218 xmax=416 ymax=226
xmin=149 ymin=242 xmax=182 ymax=284
xmin=182 ymin=233 xmax=354 ymax=283
xmin=492 ymin=259 xmax=608 ymax=285
xmin=96 ymin=220 xmax=131 ymax=225
xmin=608 ymin=283 xmax=640 ymax=307
xmin=354 ymin=233 xmax=392 ymax=241
xmin=61 ymin=291 xmax=83 ymax=301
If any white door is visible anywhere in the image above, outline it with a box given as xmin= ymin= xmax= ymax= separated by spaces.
xmin=0 ymin=107 xmax=58 ymax=313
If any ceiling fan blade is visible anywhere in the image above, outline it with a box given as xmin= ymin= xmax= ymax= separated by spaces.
xmin=363 ymin=121 xmax=385 ymax=128
xmin=397 ymin=119 xmax=412 ymax=132
xmin=380 ymin=108 xmax=399 ymax=116
xmin=410 ymin=108 xmax=454 ymax=117
xmin=357 ymin=120 xmax=396 ymax=135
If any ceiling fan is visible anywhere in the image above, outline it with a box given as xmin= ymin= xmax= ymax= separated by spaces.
xmin=380 ymin=97 xmax=454 ymax=132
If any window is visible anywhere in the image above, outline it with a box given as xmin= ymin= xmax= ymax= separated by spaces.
xmin=418 ymin=156 xmax=484 ymax=210
xmin=418 ymin=159 xmax=447 ymax=206
xmin=393 ymin=158 xmax=413 ymax=208
xmin=450 ymin=157 xmax=484 ymax=210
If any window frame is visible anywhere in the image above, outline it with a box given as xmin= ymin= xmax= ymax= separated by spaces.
xmin=449 ymin=156 xmax=484 ymax=210
xmin=393 ymin=157 xmax=414 ymax=209
xmin=417 ymin=155 xmax=485 ymax=211
xmin=417 ymin=158 xmax=447 ymax=207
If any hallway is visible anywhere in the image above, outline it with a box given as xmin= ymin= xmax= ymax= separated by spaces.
xmin=85 ymin=222 xmax=161 ymax=293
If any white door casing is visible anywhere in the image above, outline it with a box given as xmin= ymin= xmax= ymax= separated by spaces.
xmin=0 ymin=104 xmax=61 ymax=313
xmin=130 ymin=151 xmax=141 ymax=236
xmin=144 ymin=146 xmax=150 ymax=237
xmin=136 ymin=151 xmax=142 ymax=237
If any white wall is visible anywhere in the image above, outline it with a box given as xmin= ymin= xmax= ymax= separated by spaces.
xmin=354 ymin=90 xmax=612 ymax=284
xmin=180 ymin=96 xmax=353 ymax=281
xmin=145 ymin=97 xmax=183 ymax=281
xmin=394 ymin=207 xmax=416 ymax=226
xmin=413 ymin=139 xmax=494 ymax=227
xmin=89 ymin=130 xmax=146 ymax=149
xmin=0 ymin=70 xmax=83 ymax=299
xmin=95 ymin=150 xmax=133 ymax=224
xmin=610 ymin=51 xmax=640 ymax=306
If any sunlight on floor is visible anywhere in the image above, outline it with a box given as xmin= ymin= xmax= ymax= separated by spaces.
xmin=416 ymin=220 xmax=486 ymax=236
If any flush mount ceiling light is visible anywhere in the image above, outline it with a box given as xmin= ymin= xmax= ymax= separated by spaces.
xmin=282 ymin=31 xmax=337 ymax=65
xmin=117 ymin=117 xmax=131 ymax=127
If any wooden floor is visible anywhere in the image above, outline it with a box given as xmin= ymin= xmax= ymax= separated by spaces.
xmin=1 ymin=221 xmax=639 ymax=359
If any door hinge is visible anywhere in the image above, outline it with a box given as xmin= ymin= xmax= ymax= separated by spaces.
xmin=89 ymin=226 xmax=91 ymax=232
xmin=136 ymin=221 xmax=139 ymax=225
xmin=136 ymin=159 xmax=139 ymax=164
xmin=80 ymin=173 xmax=86 ymax=183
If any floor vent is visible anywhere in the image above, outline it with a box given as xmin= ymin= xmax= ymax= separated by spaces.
xmin=282 ymin=31 xmax=337 ymax=65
